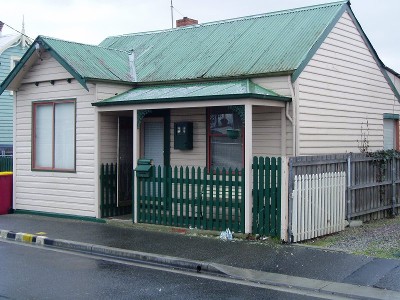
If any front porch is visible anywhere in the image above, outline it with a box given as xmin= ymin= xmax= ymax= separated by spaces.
xmin=94 ymin=80 xmax=291 ymax=236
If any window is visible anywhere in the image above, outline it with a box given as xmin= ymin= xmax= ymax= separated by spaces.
xmin=32 ymin=100 xmax=75 ymax=171
xmin=207 ymin=107 xmax=243 ymax=170
xmin=383 ymin=115 xmax=400 ymax=150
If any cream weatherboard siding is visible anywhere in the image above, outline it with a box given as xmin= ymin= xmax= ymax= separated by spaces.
xmin=297 ymin=11 xmax=400 ymax=155
xmin=14 ymin=52 xmax=99 ymax=217
xmin=20 ymin=52 xmax=70 ymax=83
xmin=170 ymin=107 xmax=206 ymax=168
xmin=253 ymin=76 xmax=293 ymax=156
xmin=169 ymin=104 xmax=290 ymax=168
xmin=95 ymin=83 xmax=132 ymax=165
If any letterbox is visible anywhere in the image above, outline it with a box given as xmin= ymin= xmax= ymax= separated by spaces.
xmin=134 ymin=159 xmax=153 ymax=178
xmin=174 ymin=122 xmax=193 ymax=150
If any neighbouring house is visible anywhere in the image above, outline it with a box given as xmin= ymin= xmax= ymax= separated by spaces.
xmin=0 ymin=1 xmax=399 ymax=237
xmin=0 ymin=20 xmax=31 ymax=155
xmin=385 ymin=67 xmax=400 ymax=150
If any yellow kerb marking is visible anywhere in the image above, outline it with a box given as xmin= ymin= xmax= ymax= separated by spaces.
xmin=22 ymin=234 xmax=34 ymax=243
xmin=36 ymin=232 xmax=47 ymax=235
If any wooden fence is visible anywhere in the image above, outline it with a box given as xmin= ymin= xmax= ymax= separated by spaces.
xmin=289 ymin=153 xmax=400 ymax=230
xmin=100 ymin=163 xmax=132 ymax=218
xmin=291 ymin=172 xmax=346 ymax=242
xmin=0 ymin=156 xmax=12 ymax=172
xmin=137 ymin=166 xmax=245 ymax=232
xmin=252 ymin=157 xmax=281 ymax=237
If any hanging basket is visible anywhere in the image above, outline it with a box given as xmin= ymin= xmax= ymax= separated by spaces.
xmin=226 ymin=129 xmax=240 ymax=139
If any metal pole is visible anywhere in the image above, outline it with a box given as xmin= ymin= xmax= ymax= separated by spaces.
xmin=170 ymin=0 xmax=174 ymax=28
xmin=346 ymin=154 xmax=351 ymax=222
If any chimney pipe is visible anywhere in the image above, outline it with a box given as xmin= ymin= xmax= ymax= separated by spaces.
xmin=176 ymin=17 xmax=198 ymax=28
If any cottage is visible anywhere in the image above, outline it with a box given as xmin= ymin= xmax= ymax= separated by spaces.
xmin=1 ymin=1 xmax=399 ymax=237
xmin=0 ymin=20 xmax=31 ymax=155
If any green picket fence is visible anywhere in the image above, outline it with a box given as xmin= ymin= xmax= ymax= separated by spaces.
xmin=100 ymin=163 xmax=132 ymax=218
xmin=252 ymin=156 xmax=281 ymax=237
xmin=137 ymin=166 xmax=245 ymax=232
xmin=0 ymin=156 xmax=13 ymax=172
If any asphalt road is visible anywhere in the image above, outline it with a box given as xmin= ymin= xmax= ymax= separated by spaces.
xmin=0 ymin=241 xmax=329 ymax=300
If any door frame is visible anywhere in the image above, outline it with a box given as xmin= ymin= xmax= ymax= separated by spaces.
xmin=139 ymin=110 xmax=170 ymax=166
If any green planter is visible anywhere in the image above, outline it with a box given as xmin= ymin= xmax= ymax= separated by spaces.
xmin=227 ymin=129 xmax=240 ymax=139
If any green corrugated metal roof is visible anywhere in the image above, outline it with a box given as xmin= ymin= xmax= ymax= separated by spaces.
xmin=93 ymin=80 xmax=291 ymax=106
xmin=99 ymin=1 xmax=348 ymax=82
xmin=41 ymin=36 xmax=132 ymax=82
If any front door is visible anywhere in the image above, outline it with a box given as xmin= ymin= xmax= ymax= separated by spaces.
xmin=143 ymin=118 xmax=164 ymax=168
xmin=118 ymin=116 xmax=133 ymax=207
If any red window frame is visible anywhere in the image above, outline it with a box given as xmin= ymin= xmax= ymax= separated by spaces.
xmin=207 ymin=107 xmax=244 ymax=171
xmin=32 ymin=99 xmax=76 ymax=172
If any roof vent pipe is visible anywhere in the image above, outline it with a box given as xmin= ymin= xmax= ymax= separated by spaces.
xmin=129 ymin=52 xmax=137 ymax=82
xmin=0 ymin=21 xmax=4 ymax=37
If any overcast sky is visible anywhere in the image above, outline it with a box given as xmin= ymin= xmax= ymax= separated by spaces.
xmin=1 ymin=0 xmax=399 ymax=71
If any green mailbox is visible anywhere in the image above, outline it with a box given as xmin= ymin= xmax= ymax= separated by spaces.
xmin=174 ymin=122 xmax=193 ymax=150
xmin=135 ymin=159 xmax=153 ymax=178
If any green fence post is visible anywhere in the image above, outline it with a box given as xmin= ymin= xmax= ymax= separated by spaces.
xmin=202 ymin=167 xmax=208 ymax=229
xmin=215 ymin=167 xmax=220 ymax=230
xmin=222 ymin=168 xmax=227 ymax=230
xmin=240 ymin=168 xmax=245 ymax=233
xmin=228 ymin=168 xmax=233 ymax=230
xmin=196 ymin=167 xmax=202 ymax=229
xmin=271 ymin=157 xmax=277 ymax=236
xmin=252 ymin=157 xmax=259 ymax=234
xmin=189 ymin=166 xmax=194 ymax=228
xmin=277 ymin=158 xmax=282 ymax=237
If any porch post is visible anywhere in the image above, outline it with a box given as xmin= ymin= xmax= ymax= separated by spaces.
xmin=244 ymin=103 xmax=253 ymax=233
xmin=133 ymin=109 xmax=139 ymax=223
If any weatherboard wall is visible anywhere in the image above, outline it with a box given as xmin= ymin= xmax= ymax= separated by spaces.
xmin=14 ymin=52 xmax=98 ymax=217
xmin=297 ymin=11 xmax=400 ymax=155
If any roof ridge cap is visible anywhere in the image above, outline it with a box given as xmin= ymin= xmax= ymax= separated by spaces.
xmin=39 ymin=35 xmax=131 ymax=54
xmin=103 ymin=1 xmax=348 ymax=39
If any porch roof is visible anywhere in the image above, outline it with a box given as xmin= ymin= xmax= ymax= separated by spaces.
xmin=92 ymin=80 xmax=291 ymax=107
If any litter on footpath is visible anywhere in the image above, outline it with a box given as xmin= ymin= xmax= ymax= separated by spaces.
xmin=219 ymin=228 xmax=233 ymax=241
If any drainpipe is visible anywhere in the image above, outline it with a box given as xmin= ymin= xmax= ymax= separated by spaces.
xmin=287 ymin=76 xmax=296 ymax=156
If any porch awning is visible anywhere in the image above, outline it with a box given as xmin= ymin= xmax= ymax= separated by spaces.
xmin=92 ymin=79 xmax=291 ymax=107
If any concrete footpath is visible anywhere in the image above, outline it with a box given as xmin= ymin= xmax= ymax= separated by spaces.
xmin=1 ymin=214 xmax=400 ymax=299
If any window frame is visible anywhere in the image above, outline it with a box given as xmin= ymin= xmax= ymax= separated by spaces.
xmin=383 ymin=114 xmax=400 ymax=151
xmin=206 ymin=107 xmax=244 ymax=172
xmin=32 ymin=99 xmax=76 ymax=172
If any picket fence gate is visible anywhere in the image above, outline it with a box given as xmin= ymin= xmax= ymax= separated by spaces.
xmin=291 ymin=172 xmax=346 ymax=242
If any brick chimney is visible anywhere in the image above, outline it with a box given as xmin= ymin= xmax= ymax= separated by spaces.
xmin=176 ymin=17 xmax=198 ymax=28
xmin=0 ymin=21 xmax=4 ymax=36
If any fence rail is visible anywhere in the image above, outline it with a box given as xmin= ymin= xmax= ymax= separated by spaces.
xmin=137 ymin=166 xmax=245 ymax=233
xmin=291 ymin=172 xmax=346 ymax=242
